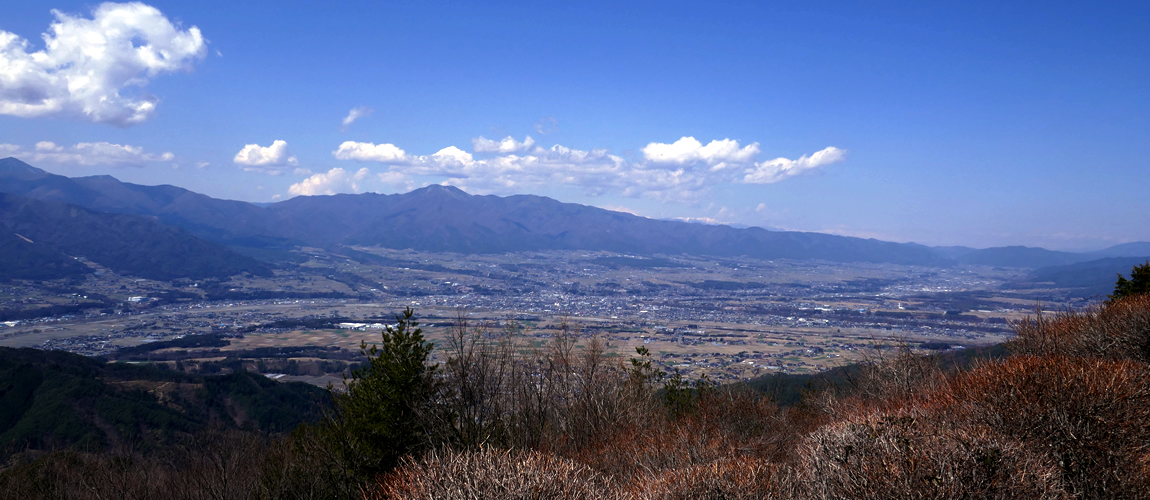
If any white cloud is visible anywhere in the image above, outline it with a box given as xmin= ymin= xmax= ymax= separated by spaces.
xmin=377 ymin=170 xmax=409 ymax=184
xmin=332 ymin=141 xmax=410 ymax=163
xmin=340 ymin=106 xmax=373 ymax=130
xmin=743 ymin=146 xmax=847 ymax=184
xmin=376 ymin=170 xmax=415 ymax=192
xmin=472 ymin=135 xmax=536 ymax=154
xmin=0 ymin=2 xmax=207 ymax=126
xmin=288 ymin=167 xmax=370 ymax=196
xmin=233 ymin=140 xmax=298 ymax=174
xmin=4 ymin=141 xmax=174 ymax=166
xmin=195 ymin=161 xmax=209 ymax=169
xmin=672 ymin=216 xmax=727 ymax=225
xmin=333 ymin=136 xmax=844 ymax=201
xmin=431 ymin=146 xmax=473 ymax=166
xmin=641 ymin=137 xmax=760 ymax=168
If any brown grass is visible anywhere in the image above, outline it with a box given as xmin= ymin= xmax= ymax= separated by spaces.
xmin=795 ymin=408 xmax=1069 ymax=499
xmin=1010 ymin=294 xmax=1150 ymax=363
xmin=938 ymin=355 xmax=1150 ymax=498
xmin=368 ymin=447 xmax=618 ymax=500
xmin=635 ymin=458 xmax=790 ymax=500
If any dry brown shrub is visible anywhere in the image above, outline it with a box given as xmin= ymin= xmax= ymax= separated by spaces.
xmin=560 ymin=419 xmax=732 ymax=484
xmin=0 ymin=430 xmax=348 ymax=500
xmin=0 ymin=450 xmax=165 ymax=500
xmin=1010 ymin=294 xmax=1150 ymax=363
xmin=800 ymin=344 xmax=946 ymax=424
xmin=794 ymin=407 xmax=1070 ymax=500
xmin=368 ymin=446 xmax=620 ymax=500
xmin=558 ymin=388 xmax=789 ymax=482
xmin=853 ymin=345 xmax=947 ymax=401
xmin=939 ymin=354 xmax=1150 ymax=498
xmin=635 ymin=458 xmax=791 ymax=500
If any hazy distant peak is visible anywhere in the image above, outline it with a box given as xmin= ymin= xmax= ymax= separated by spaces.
xmin=1090 ymin=242 xmax=1150 ymax=258
xmin=0 ymin=157 xmax=47 ymax=176
xmin=73 ymin=174 xmax=121 ymax=182
xmin=412 ymin=184 xmax=469 ymax=198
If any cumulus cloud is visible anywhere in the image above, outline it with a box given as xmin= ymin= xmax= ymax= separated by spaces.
xmin=3 ymin=141 xmax=174 ymax=166
xmin=233 ymin=140 xmax=298 ymax=174
xmin=332 ymin=141 xmax=410 ymax=163
xmin=288 ymin=167 xmax=370 ymax=196
xmin=472 ymin=135 xmax=536 ymax=154
xmin=333 ymin=136 xmax=845 ymax=201
xmin=0 ymin=2 xmax=207 ymax=126
xmin=340 ymin=106 xmax=373 ymax=131
xmin=641 ymin=137 xmax=760 ymax=168
xmin=743 ymin=146 xmax=847 ymax=184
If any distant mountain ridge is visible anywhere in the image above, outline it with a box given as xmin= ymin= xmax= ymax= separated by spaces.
xmin=1 ymin=157 xmax=1147 ymax=270
xmin=0 ymin=157 xmax=947 ymax=266
xmin=0 ymin=190 xmax=270 ymax=281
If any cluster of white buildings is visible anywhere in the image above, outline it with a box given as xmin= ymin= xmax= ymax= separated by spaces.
xmin=336 ymin=322 xmax=394 ymax=331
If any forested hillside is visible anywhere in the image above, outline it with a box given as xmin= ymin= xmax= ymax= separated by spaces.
xmin=0 ymin=347 xmax=327 ymax=460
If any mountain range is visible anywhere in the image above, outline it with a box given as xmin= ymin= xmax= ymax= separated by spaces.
xmin=0 ymin=157 xmax=1147 ymax=282
xmin=0 ymin=191 xmax=269 ymax=281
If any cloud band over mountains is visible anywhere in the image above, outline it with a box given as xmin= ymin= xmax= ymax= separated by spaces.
xmin=0 ymin=141 xmax=174 ymax=167
xmin=313 ymin=136 xmax=846 ymax=201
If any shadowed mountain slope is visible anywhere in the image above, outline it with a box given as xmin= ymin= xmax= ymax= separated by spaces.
xmin=0 ymin=157 xmax=288 ymax=247
xmin=0 ymin=192 xmax=271 ymax=281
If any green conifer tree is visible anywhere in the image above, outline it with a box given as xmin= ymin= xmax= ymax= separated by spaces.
xmin=325 ymin=307 xmax=436 ymax=479
xmin=1111 ymin=261 xmax=1150 ymax=301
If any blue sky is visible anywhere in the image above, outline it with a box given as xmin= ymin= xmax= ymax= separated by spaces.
xmin=0 ymin=1 xmax=1146 ymax=250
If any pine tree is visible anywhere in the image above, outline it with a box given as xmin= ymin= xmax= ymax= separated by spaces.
xmin=326 ymin=307 xmax=436 ymax=479
xmin=1111 ymin=261 xmax=1150 ymax=301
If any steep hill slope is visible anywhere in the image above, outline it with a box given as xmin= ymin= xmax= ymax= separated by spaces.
xmin=0 ymin=192 xmax=271 ymax=281
xmin=0 ymin=157 xmax=288 ymax=247
xmin=0 ymin=347 xmax=328 ymax=458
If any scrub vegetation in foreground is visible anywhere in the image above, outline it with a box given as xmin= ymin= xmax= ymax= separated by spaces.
xmin=4 ymin=265 xmax=1150 ymax=499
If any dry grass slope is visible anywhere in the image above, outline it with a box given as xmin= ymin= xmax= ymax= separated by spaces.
xmin=369 ymin=447 xmax=618 ymax=500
